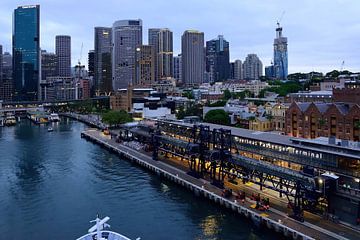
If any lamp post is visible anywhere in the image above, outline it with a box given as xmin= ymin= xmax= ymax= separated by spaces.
xmin=319 ymin=178 xmax=325 ymax=196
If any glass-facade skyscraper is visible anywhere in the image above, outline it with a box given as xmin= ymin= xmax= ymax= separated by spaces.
xmin=13 ymin=5 xmax=40 ymax=101
xmin=205 ymin=35 xmax=230 ymax=82
xmin=273 ymin=23 xmax=288 ymax=79
xmin=94 ymin=27 xmax=112 ymax=93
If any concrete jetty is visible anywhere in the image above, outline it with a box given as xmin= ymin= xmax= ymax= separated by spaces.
xmin=81 ymin=129 xmax=351 ymax=240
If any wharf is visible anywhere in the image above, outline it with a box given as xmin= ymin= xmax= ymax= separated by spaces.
xmin=80 ymin=129 xmax=357 ymax=240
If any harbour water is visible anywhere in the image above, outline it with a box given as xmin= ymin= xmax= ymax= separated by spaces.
xmin=0 ymin=119 xmax=278 ymax=240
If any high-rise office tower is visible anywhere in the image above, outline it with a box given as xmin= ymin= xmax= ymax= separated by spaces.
xmin=243 ymin=54 xmax=263 ymax=80
xmin=265 ymin=65 xmax=275 ymax=79
xmin=273 ymin=23 xmax=288 ymax=79
xmin=181 ymin=30 xmax=204 ymax=86
xmin=205 ymin=35 xmax=230 ymax=82
xmin=173 ymin=54 xmax=182 ymax=84
xmin=13 ymin=5 xmax=40 ymax=101
xmin=0 ymin=45 xmax=3 ymax=83
xmin=233 ymin=59 xmax=243 ymax=80
xmin=112 ymin=19 xmax=142 ymax=90
xmin=2 ymin=52 xmax=12 ymax=80
xmin=94 ymin=27 xmax=112 ymax=93
xmin=41 ymin=50 xmax=58 ymax=81
xmin=55 ymin=35 xmax=71 ymax=77
xmin=88 ymin=50 xmax=95 ymax=78
xmin=134 ymin=45 xmax=155 ymax=87
xmin=148 ymin=28 xmax=173 ymax=81
xmin=229 ymin=62 xmax=235 ymax=79
xmin=158 ymin=29 xmax=173 ymax=80
xmin=148 ymin=28 xmax=160 ymax=81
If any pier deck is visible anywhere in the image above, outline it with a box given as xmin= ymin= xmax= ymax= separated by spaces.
xmin=81 ymin=128 xmax=359 ymax=240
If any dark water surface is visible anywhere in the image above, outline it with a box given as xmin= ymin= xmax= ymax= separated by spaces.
xmin=0 ymin=119 xmax=277 ymax=240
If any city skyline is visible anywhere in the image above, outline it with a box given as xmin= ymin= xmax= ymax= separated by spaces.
xmin=0 ymin=1 xmax=359 ymax=74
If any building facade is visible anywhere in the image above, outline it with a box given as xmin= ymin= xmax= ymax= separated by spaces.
xmin=2 ymin=52 xmax=12 ymax=79
xmin=205 ymin=35 xmax=230 ymax=83
xmin=273 ymin=23 xmax=288 ymax=79
xmin=94 ymin=27 xmax=112 ymax=93
xmin=233 ymin=59 xmax=243 ymax=80
xmin=112 ymin=20 xmax=142 ymax=90
xmin=88 ymin=50 xmax=95 ymax=78
xmin=333 ymin=81 xmax=360 ymax=104
xmin=265 ymin=65 xmax=274 ymax=79
xmin=0 ymin=45 xmax=2 ymax=83
xmin=148 ymin=28 xmax=173 ymax=81
xmin=173 ymin=54 xmax=182 ymax=84
xmin=148 ymin=28 xmax=161 ymax=81
xmin=181 ymin=30 xmax=204 ymax=87
xmin=13 ymin=5 xmax=40 ymax=101
xmin=157 ymin=29 xmax=173 ymax=80
xmin=286 ymin=102 xmax=360 ymax=141
xmin=134 ymin=45 xmax=155 ymax=87
xmin=243 ymin=54 xmax=263 ymax=80
xmin=55 ymin=35 xmax=71 ymax=77
xmin=41 ymin=50 xmax=57 ymax=81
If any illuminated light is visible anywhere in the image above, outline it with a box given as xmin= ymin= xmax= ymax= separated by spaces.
xmin=355 ymin=178 xmax=360 ymax=183
xmin=318 ymin=178 xmax=323 ymax=184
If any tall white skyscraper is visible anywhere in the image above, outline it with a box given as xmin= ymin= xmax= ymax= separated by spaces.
xmin=112 ymin=19 xmax=142 ymax=90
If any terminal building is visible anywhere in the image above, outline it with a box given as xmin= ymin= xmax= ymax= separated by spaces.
xmin=121 ymin=119 xmax=360 ymax=224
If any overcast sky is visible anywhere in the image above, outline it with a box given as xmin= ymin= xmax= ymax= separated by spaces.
xmin=1 ymin=0 xmax=359 ymax=73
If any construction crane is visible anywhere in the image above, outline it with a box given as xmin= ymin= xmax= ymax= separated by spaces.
xmin=75 ymin=43 xmax=84 ymax=100
xmin=277 ymin=11 xmax=285 ymax=28
xmin=78 ymin=42 xmax=83 ymax=66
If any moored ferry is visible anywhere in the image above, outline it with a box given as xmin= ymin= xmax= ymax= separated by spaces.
xmin=49 ymin=113 xmax=60 ymax=122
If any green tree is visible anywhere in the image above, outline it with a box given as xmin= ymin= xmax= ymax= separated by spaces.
xmin=176 ymin=106 xmax=186 ymax=119
xmin=101 ymin=110 xmax=132 ymax=126
xmin=182 ymin=91 xmax=194 ymax=99
xmin=223 ymin=89 xmax=232 ymax=100
xmin=207 ymin=100 xmax=227 ymax=107
xmin=204 ymin=109 xmax=230 ymax=125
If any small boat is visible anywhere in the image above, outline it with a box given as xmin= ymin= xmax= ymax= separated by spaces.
xmin=76 ymin=215 xmax=140 ymax=240
xmin=48 ymin=127 xmax=54 ymax=132
xmin=4 ymin=115 xmax=17 ymax=126
xmin=49 ymin=113 xmax=60 ymax=122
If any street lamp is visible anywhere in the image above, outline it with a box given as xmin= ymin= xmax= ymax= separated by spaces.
xmin=319 ymin=178 xmax=325 ymax=196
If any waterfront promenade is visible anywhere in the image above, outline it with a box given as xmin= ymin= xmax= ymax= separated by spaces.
xmin=82 ymin=128 xmax=357 ymax=240
xmin=65 ymin=112 xmax=360 ymax=239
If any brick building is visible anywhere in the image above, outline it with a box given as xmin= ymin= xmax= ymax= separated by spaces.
xmin=286 ymin=102 xmax=360 ymax=141
xmin=333 ymin=81 xmax=360 ymax=104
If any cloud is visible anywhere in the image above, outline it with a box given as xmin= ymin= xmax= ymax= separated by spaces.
xmin=1 ymin=0 xmax=359 ymax=73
